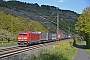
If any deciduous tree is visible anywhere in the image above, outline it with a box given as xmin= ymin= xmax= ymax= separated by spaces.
xmin=75 ymin=6 xmax=90 ymax=48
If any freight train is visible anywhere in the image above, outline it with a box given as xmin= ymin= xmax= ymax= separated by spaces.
xmin=18 ymin=31 xmax=71 ymax=46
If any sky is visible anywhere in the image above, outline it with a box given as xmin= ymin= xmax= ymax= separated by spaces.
xmin=5 ymin=0 xmax=90 ymax=14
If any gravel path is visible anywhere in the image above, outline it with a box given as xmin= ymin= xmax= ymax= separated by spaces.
xmin=74 ymin=41 xmax=90 ymax=60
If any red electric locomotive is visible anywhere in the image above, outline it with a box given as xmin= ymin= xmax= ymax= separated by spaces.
xmin=18 ymin=31 xmax=40 ymax=46
xmin=58 ymin=34 xmax=62 ymax=40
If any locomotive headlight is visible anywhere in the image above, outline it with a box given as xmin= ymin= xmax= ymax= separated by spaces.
xmin=18 ymin=38 xmax=21 ymax=39
xmin=24 ymin=38 xmax=27 ymax=39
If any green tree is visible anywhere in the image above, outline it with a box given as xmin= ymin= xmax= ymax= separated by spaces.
xmin=75 ymin=6 xmax=90 ymax=48
xmin=0 ymin=29 xmax=15 ymax=43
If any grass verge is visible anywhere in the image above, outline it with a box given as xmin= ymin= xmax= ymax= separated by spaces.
xmin=86 ymin=49 xmax=90 ymax=54
xmin=81 ymin=41 xmax=90 ymax=55
xmin=79 ymin=40 xmax=90 ymax=55
xmin=30 ymin=39 xmax=78 ymax=60
xmin=0 ymin=41 xmax=17 ymax=47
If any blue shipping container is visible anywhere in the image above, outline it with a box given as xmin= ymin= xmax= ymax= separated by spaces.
xmin=52 ymin=34 xmax=56 ymax=39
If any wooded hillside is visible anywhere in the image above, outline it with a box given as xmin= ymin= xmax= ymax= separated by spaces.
xmin=0 ymin=1 xmax=79 ymax=33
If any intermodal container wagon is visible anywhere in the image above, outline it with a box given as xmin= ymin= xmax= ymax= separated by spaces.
xmin=48 ymin=33 xmax=52 ymax=40
xmin=62 ymin=34 xmax=68 ymax=39
xmin=40 ymin=33 xmax=52 ymax=41
xmin=40 ymin=33 xmax=48 ymax=41
xmin=52 ymin=34 xmax=56 ymax=40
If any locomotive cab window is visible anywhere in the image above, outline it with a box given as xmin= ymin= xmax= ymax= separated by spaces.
xmin=19 ymin=34 xmax=27 ymax=36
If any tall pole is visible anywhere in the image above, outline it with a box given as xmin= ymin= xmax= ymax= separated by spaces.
xmin=10 ymin=16 xmax=13 ymax=34
xmin=69 ymin=27 xmax=70 ymax=33
xmin=11 ymin=17 xmax=13 ymax=42
xmin=57 ymin=14 xmax=59 ymax=40
xmin=68 ymin=27 xmax=71 ymax=38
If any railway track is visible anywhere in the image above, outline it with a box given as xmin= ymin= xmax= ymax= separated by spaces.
xmin=0 ymin=41 xmax=60 ymax=59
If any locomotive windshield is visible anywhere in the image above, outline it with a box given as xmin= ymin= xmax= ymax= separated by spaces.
xmin=19 ymin=34 xmax=27 ymax=36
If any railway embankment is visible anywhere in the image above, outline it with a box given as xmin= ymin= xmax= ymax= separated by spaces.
xmin=0 ymin=39 xmax=77 ymax=60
